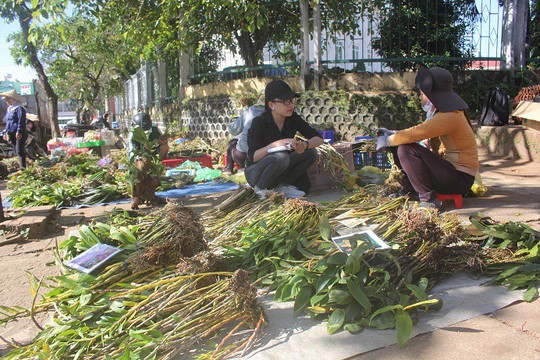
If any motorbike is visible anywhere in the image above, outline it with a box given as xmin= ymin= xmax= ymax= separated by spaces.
xmin=0 ymin=120 xmax=48 ymax=161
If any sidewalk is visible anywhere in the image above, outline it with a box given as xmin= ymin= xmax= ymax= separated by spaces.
xmin=348 ymin=155 xmax=540 ymax=360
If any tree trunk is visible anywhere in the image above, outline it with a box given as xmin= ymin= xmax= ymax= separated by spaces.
xmin=501 ymin=0 xmax=529 ymax=71
xmin=300 ymin=0 xmax=310 ymax=91
xmin=313 ymin=3 xmax=322 ymax=90
xmin=17 ymin=7 xmax=61 ymax=138
xmin=236 ymin=30 xmax=265 ymax=69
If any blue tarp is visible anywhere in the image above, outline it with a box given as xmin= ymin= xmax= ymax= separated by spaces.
xmin=155 ymin=181 xmax=239 ymax=198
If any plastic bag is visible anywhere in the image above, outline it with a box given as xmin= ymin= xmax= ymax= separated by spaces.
xmin=194 ymin=168 xmax=222 ymax=182
xmin=178 ymin=160 xmax=202 ymax=171
xmin=470 ymin=172 xmax=488 ymax=197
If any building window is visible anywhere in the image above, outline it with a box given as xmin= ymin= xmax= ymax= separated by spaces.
xmin=336 ymin=40 xmax=344 ymax=61
xmin=353 ymin=43 xmax=360 ymax=59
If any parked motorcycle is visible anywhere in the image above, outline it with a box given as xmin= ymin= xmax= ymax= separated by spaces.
xmin=0 ymin=120 xmax=48 ymax=160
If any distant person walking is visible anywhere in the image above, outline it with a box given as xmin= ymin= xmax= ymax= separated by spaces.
xmin=1 ymin=90 xmax=27 ymax=170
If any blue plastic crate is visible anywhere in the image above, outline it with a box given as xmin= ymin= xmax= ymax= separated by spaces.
xmin=373 ymin=152 xmax=392 ymax=170
xmin=354 ymin=151 xmax=372 ymax=168
xmin=354 ymin=151 xmax=391 ymax=170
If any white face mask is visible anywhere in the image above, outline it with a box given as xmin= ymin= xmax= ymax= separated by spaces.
xmin=422 ymin=101 xmax=432 ymax=113
xmin=422 ymin=101 xmax=436 ymax=120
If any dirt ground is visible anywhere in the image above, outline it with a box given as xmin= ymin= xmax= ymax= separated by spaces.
xmin=0 ymin=155 xmax=538 ymax=356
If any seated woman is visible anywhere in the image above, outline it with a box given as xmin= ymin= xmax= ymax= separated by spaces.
xmin=245 ymin=80 xmax=323 ymax=198
xmin=376 ymin=66 xmax=479 ymax=209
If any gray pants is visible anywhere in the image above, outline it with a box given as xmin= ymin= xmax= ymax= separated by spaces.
xmin=245 ymin=148 xmax=317 ymax=192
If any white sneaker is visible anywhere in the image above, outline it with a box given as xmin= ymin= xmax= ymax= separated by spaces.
xmin=274 ymin=184 xmax=305 ymax=198
xmin=253 ymin=186 xmax=268 ymax=199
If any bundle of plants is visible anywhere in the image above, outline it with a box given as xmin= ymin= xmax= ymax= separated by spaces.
xmin=304 ymin=139 xmax=358 ymax=191
xmin=325 ymin=192 xmax=409 ymax=239
xmin=203 ymin=188 xmax=285 ymax=247
xmin=467 ymin=215 xmax=540 ymax=301
xmin=127 ymin=127 xmax=166 ymax=209
xmin=2 ymin=264 xmax=265 ymax=359
xmin=127 ymin=202 xmax=208 ymax=271
xmin=1 ymin=210 xmax=265 ymax=359
xmin=70 ymin=168 xmax=130 ymax=205
xmin=219 ymin=198 xmax=339 ymax=281
xmin=7 ymin=178 xmax=85 ymax=208
xmin=323 ymin=186 xmax=399 ymax=218
xmin=168 ymin=136 xmax=217 ymax=156
xmin=385 ymin=208 xmax=467 ymax=286
xmin=269 ymin=244 xmax=441 ymax=348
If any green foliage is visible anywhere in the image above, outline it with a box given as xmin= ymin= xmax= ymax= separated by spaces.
xmin=270 ymin=246 xmax=440 ymax=342
xmin=470 ymin=215 xmax=540 ymax=301
xmin=126 ymin=127 xmax=165 ymax=188
xmin=6 ymin=153 xmax=129 ymax=208
xmin=92 ymin=0 xmax=371 ymax=70
xmin=372 ymin=0 xmax=478 ymax=71
xmin=39 ymin=13 xmax=139 ymax=116
xmin=530 ymin=0 xmax=540 ymax=59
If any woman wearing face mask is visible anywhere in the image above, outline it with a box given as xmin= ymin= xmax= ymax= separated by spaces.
xmin=245 ymin=80 xmax=323 ymax=199
xmin=376 ymin=67 xmax=479 ymax=209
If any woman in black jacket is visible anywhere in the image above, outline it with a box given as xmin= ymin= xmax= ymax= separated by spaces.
xmin=245 ymin=80 xmax=323 ymax=198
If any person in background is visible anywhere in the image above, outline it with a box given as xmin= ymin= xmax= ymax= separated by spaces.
xmin=225 ymin=101 xmax=265 ymax=175
xmin=376 ymin=66 xmax=479 ymax=209
xmin=245 ymin=80 xmax=323 ymax=198
xmin=0 ymin=90 xmax=27 ymax=170
xmin=224 ymin=97 xmax=264 ymax=174
xmin=127 ymin=111 xmax=167 ymax=209
xmin=128 ymin=111 xmax=169 ymax=160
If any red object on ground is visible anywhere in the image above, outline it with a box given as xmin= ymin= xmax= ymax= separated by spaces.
xmin=162 ymin=154 xmax=213 ymax=168
xmin=222 ymin=154 xmax=243 ymax=170
xmin=436 ymin=193 xmax=463 ymax=208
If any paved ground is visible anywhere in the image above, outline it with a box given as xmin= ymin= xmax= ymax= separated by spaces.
xmin=0 ymin=153 xmax=538 ymax=358
xmin=347 ymin=155 xmax=540 ymax=360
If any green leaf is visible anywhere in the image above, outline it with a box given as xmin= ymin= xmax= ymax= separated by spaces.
xmin=319 ymin=215 xmax=331 ymax=241
xmin=344 ymin=253 xmax=361 ymax=275
xmin=310 ymin=293 xmax=327 ymax=306
xmin=343 ymin=322 xmax=364 ymax=333
xmin=370 ymin=304 xmax=401 ymax=322
xmin=294 ymin=286 xmax=313 ymax=314
xmin=523 ymin=287 xmax=538 ymax=302
xmin=329 ymin=289 xmax=352 ymax=305
xmin=395 ymin=309 xmax=413 ymax=348
xmin=403 ymin=299 xmax=440 ymax=311
xmin=406 ymin=284 xmax=428 ymax=301
xmin=418 ymin=277 xmax=428 ymax=291
xmin=346 ymin=278 xmax=372 ymax=314
xmin=79 ymin=293 xmax=92 ymax=307
xmin=327 ymin=308 xmax=345 ymax=334
xmin=327 ymin=252 xmax=348 ymax=265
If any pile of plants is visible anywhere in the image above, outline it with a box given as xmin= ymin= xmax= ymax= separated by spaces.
xmin=6 ymin=152 xmax=129 ymax=208
xmin=203 ymin=189 xmax=539 ymax=346
xmin=167 ymin=137 xmax=218 ymax=157
xmin=1 ymin=187 xmax=538 ymax=358
xmin=0 ymin=202 xmax=264 ymax=359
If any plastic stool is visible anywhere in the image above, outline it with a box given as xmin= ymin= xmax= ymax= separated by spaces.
xmin=436 ymin=193 xmax=463 ymax=209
